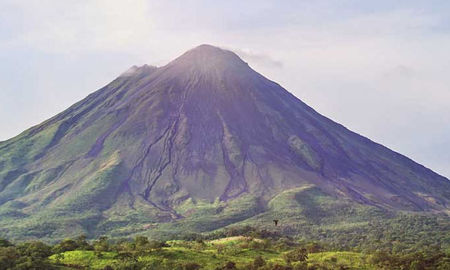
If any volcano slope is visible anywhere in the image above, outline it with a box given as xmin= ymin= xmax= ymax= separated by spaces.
xmin=0 ymin=45 xmax=449 ymax=242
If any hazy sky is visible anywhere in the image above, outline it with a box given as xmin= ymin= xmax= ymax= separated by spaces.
xmin=1 ymin=0 xmax=449 ymax=178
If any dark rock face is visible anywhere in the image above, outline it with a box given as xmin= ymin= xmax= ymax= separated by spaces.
xmin=0 ymin=45 xmax=449 ymax=238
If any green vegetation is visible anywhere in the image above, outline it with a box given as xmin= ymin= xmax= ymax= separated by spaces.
xmin=0 ymin=226 xmax=449 ymax=270
xmin=1 ymin=184 xmax=448 ymax=259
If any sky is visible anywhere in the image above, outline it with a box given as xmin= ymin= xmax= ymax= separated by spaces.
xmin=0 ymin=0 xmax=449 ymax=178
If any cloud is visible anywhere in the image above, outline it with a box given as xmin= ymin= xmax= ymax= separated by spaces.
xmin=231 ymin=48 xmax=283 ymax=68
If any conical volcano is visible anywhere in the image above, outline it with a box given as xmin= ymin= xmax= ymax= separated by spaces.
xmin=0 ymin=45 xmax=448 ymax=240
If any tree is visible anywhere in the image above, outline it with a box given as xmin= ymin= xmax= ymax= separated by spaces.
xmin=0 ymin=239 xmax=13 ymax=247
xmin=14 ymin=241 xmax=55 ymax=270
xmin=283 ymin=248 xmax=308 ymax=264
xmin=148 ymin=240 xmax=169 ymax=250
xmin=0 ymin=246 xmax=19 ymax=270
xmin=134 ymin=236 xmax=150 ymax=253
xmin=223 ymin=261 xmax=237 ymax=270
xmin=254 ymin=256 xmax=266 ymax=268
xmin=93 ymin=236 xmax=109 ymax=252
xmin=54 ymin=253 xmax=64 ymax=264
xmin=410 ymin=261 xmax=424 ymax=270
xmin=271 ymin=264 xmax=293 ymax=270
xmin=215 ymin=261 xmax=237 ymax=270
xmin=134 ymin=236 xmax=149 ymax=248
xmin=262 ymin=239 xmax=272 ymax=250
xmin=75 ymin=234 xmax=92 ymax=250
xmin=17 ymin=241 xmax=53 ymax=258
xmin=112 ymin=238 xmax=134 ymax=252
xmin=183 ymin=262 xmax=201 ymax=270
xmin=53 ymin=239 xmax=78 ymax=253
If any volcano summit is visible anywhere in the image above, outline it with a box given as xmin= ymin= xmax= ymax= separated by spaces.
xmin=0 ymin=45 xmax=448 ymax=240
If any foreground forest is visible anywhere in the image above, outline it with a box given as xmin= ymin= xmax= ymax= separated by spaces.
xmin=1 ymin=226 xmax=449 ymax=270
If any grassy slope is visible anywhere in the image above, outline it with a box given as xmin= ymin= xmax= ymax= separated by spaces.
xmin=218 ymin=186 xmax=450 ymax=251
xmin=119 ymin=185 xmax=387 ymax=242
xmin=116 ymin=186 xmax=448 ymax=253
xmin=1 ymin=183 xmax=448 ymax=255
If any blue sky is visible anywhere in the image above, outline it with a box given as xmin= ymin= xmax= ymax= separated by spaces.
xmin=1 ymin=0 xmax=449 ymax=178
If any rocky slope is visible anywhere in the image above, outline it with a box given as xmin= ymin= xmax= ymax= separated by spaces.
xmin=0 ymin=45 xmax=448 ymax=240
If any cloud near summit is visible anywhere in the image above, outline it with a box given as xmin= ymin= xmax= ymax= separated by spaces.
xmin=231 ymin=48 xmax=283 ymax=69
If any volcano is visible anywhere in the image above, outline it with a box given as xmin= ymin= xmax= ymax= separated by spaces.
xmin=0 ymin=45 xmax=448 ymax=240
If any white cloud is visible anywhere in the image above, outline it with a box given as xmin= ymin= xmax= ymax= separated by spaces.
xmin=232 ymin=48 xmax=283 ymax=69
